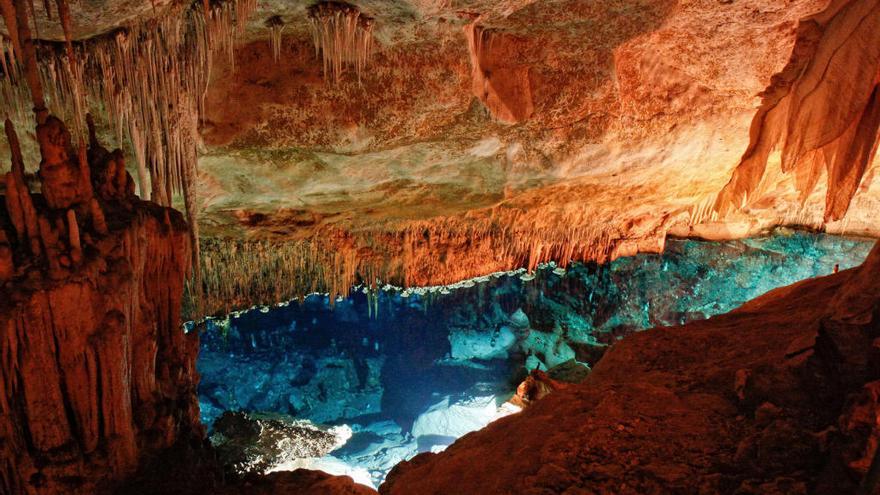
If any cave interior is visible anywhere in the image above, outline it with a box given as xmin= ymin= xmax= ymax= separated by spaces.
xmin=1 ymin=0 xmax=880 ymax=494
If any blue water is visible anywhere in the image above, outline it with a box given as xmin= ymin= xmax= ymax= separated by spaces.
xmin=196 ymin=230 xmax=874 ymax=486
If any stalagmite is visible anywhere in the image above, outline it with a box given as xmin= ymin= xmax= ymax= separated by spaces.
xmin=5 ymin=119 xmax=27 ymax=239
xmin=129 ymin=119 xmax=150 ymax=200
xmin=66 ymin=208 xmax=81 ymax=265
xmin=0 ymin=228 xmax=12 ymax=281
xmin=3 ymin=172 xmax=25 ymax=239
xmin=37 ymin=214 xmax=63 ymax=278
xmin=308 ymin=1 xmax=374 ymax=84
xmin=4 ymin=120 xmax=41 ymax=256
xmin=1 ymin=106 xmax=198 ymax=494
xmin=89 ymin=198 xmax=107 ymax=235
xmin=36 ymin=115 xmax=90 ymax=209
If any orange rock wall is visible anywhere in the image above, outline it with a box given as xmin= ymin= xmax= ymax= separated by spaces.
xmin=0 ymin=115 xmax=200 ymax=494
xmin=0 ymin=202 xmax=199 ymax=495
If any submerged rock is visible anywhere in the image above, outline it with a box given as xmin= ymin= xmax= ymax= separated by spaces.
xmin=448 ymin=326 xmax=516 ymax=361
xmin=509 ymin=308 xmax=531 ymax=332
xmin=211 ymin=411 xmax=352 ymax=475
xmin=509 ymin=370 xmax=568 ymax=409
xmin=411 ymin=392 xmax=520 ymax=452
xmin=521 ymin=329 xmax=576 ymax=369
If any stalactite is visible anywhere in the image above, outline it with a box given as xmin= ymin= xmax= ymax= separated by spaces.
xmin=265 ymin=15 xmax=283 ymax=63
xmin=0 ymin=0 xmax=256 ymax=276
xmin=181 ymin=107 xmax=201 ymax=288
xmin=0 ymin=1 xmax=22 ymax=61
xmin=3 ymin=119 xmax=41 ymax=257
xmin=7 ymin=0 xmax=129 ymax=281
xmin=26 ymin=0 xmax=38 ymax=40
xmin=307 ymin=1 xmax=373 ymax=85
xmin=6 ymin=0 xmax=48 ymax=123
xmin=184 ymin=212 xmax=661 ymax=320
xmin=52 ymin=0 xmax=86 ymax=143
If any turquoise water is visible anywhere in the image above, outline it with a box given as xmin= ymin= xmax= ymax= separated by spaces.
xmin=196 ymin=230 xmax=874 ymax=487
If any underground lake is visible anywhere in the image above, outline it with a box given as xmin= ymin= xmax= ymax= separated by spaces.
xmin=194 ymin=229 xmax=874 ymax=489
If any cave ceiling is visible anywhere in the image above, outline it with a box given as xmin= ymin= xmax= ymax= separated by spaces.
xmin=1 ymin=0 xmax=879 ymax=301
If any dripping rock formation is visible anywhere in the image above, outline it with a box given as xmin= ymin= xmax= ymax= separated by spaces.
xmin=0 ymin=115 xmax=200 ymax=494
xmin=0 ymin=0 xmax=879 ymax=493
xmin=192 ymin=0 xmax=880 ymax=315
xmin=715 ymin=0 xmax=880 ymax=223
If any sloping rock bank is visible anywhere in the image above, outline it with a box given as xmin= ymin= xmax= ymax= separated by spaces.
xmin=214 ymin=470 xmax=375 ymax=495
xmin=380 ymin=241 xmax=880 ymax=494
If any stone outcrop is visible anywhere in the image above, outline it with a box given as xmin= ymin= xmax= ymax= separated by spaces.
xmin=381 ymin=241 xmax=880 ymax=494
xmin=210 ymin=411 xmax=351 ymax=476
xmin=215 ymin=469 xmax=375 ymax=495
xmin=507 ymin=369 xmax=567 ymax=409
xmin=0 ymin=115 xmax=200 ymax=494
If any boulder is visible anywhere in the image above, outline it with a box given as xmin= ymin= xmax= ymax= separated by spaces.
xmin=210 ymin=411 xmax=352 ymax=475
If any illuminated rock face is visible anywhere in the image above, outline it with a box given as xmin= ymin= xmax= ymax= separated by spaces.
xmin=0 ymin=116 xmax=199 ymax=494
xmin=1 ymin=0 xmax=879 ymax=315
xmin=0 ymin=0 xmax=877 ymax=493
xmin=715 ymin=0 xmax=880 ymax=223
xmin=188 ymin=0 xmax=880 ymax=314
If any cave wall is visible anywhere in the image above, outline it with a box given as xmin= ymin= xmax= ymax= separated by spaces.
xmin=0 ymin=116 xmax=200 ymax=494
xmin=184 ymin=0 xmax=880 ymax=317
xmin=0 ymin=205 xmax=199 ymax=494
xmin=3 ymin=0 xmax=880 ymax=319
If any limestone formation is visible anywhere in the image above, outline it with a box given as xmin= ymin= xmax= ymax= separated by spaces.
xmin=0 ymin=17 xmax=198 ymax=488
xmin=0 ymin=0 xmax=880 ymax=492
xmin=715 ymin=0 xmax=880 ymax=223
xmin=191 ymin=0 xmax=880 ymax=317
xmin=307 ymin=1 xmax=373 ymax=84
xmin=0 ymin=107 xmax=199 ymax=494
xmin=508 ymin=369 xmax=565 ymax=409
